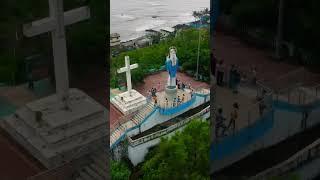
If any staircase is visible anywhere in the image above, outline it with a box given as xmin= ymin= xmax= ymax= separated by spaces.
xmin=110 ymin=101 xmax=155 ymax=148
xmin=131 ymin=102 xmax=155 ymax=125
xmin=75 ymin=153 xmax=108 ymax=180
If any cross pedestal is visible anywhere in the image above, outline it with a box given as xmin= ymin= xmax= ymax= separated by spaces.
xmin=111 ymin=56 xmax=147 ymax=115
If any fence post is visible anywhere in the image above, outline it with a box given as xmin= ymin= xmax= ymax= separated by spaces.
xmin=299 ymin=90 xmax=301 ymax=104
xmin=248 ymin=111 xmax=251 ymax=128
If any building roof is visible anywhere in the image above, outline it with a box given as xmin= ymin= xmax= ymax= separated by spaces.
xmin=110 ymin=33 xmax=120 ymax=38
xmin=145 ymin=29 xmax=159 ymax=33
xmin=160 ymin=27 xmax=175 ymax=33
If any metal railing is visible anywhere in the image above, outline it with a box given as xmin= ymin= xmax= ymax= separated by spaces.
xmin=110 ymin=110 xmax=138 ymax=133
xmin=252 ymin=138 xmax=320 ymax=180
xmin=128 ymin=106 xmax=210 ymax=147
xmin=274 ymin=82 xmax=320 ymax=106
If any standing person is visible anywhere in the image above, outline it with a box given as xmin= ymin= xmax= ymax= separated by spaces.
xmin=301 ymin=103 xmax=311 ymax=130
xmin=157 ymin=82 xmax=161 ymax=92
xmin=259 ymin=99 xmax=266 ymax=117
xmin=182 ymin=82 xmax=185 ymax=90
xmin=252 ymin=66 xmax=257 ymax=85
xmin=216 ymin=60 xmax=225 ymax=86
xmin=229 ymin=64 xmax=235 ymax=89
xmin=215 ymin=108 xmax=227 ymax=138
xmin=28 ymin=72 xmax=34 ymax=90
xmin=228 ymin=102 xmax=239 ymax=135
xmin=233 ymin=67 xmax=241 ymax=94
xmin=166 ymin=98 xmax=168 ymax=108
xmin=154 ymin=96 xmax=158 ymax=106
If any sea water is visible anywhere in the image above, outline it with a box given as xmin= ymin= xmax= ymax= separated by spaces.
xmin=111 ymin=0 xmax=209 ymax=42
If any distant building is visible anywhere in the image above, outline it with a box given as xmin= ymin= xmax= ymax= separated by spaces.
xmin=160 ymin=27 xmax=175 ymax=41
xmin=110 ymin=33 xmax=121 ymax=47
xmin=145 ymin=29 xmax=160 ymax=37
xmin=173 ymin=24 xmax=190 ymax=31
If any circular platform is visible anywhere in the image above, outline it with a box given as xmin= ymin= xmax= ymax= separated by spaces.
xmin=165 ymin=86 xmax=177 ymax=101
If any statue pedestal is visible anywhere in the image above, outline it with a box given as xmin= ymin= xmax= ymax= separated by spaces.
xmin=111 ymin=89 xmax=147 ymax=115
xmin=165 ymin=86 xmax=177 ymax=101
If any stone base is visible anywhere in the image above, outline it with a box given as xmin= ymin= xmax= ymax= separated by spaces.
xmin=165 ymin=86 xmax=177 ymax=101
xmin=111 ymin=89 xmax=147 ymax=115
xmin=0 ymin=88 xmax=107 ymax=169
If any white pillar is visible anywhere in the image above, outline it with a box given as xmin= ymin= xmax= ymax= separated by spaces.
xmin=125 ymin=56 xmax=132 ymax=92
xmin=49 ymin=0 xmax=69 ymax=101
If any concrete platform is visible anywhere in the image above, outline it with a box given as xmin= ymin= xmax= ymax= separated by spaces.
xmin=0 ymin=88 xmax=108 ymax=169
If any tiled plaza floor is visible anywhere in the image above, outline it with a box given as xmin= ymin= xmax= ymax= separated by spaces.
xmin=110 ymin=71 xmax=210 ymax=129
xmin=214 ymin=32 xmax=320 ymax=88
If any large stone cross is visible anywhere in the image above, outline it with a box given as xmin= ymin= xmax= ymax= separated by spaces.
xmin=23 ymin=0 xmax=90 ymax=103
xmin=117 ymin=56 xmax=138 ymax=93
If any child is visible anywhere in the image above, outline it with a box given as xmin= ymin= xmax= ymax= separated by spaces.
xmin=228 ymin=102 xmax=239 ymax=135
xmin=215 ymin=108 xmax=227 ymax=138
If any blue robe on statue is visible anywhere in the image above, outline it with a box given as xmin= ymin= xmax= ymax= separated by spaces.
xmin=166 ymin=57 xmax=178 ymax=78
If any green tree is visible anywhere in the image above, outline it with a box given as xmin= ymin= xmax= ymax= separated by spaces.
xmin=111 ymin=160 xmax=131 ymax=180
xmin=111 ymin=28 xmax=210 ymax=88
xmin=141 ymin=119 xmax=210 ymax=179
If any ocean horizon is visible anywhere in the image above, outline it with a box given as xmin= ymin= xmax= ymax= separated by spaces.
xmin=111 ymin=0 xmax=209 ymax=42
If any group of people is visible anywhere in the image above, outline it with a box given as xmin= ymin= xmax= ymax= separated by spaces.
xmin=216 ymin=60 xmax=258 ymax=93
xmin=166 ymin=94 xmax=186 ymax=108
xmin=216 ymin=60 xmax=241 ymax=93
xmin=176 ymin=79 xmax=190 ymax=91
xmin=215 ymin=102 xmax=239 ymax=138
xmin=146 ymin=79 xmax=194 ymax=108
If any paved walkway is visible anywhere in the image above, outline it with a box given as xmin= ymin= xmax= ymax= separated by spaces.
xmin=214 ymin=32 xmax=320 ymax=87
xmin=110 ymin=71 xmax=209 ymax=129
xmin=214 ymin=85 xmax=258 ymax=133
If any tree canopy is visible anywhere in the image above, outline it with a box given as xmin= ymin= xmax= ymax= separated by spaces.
xmin=110 ymin=28 xmax=210 ymax=88
xmin=141 ymin=119 xmax=210 ymax=180
xmin=111 ymin=160 xmax=131 ymax=180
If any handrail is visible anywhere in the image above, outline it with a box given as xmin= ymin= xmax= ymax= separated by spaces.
xmin=128 ymin=106 xmax=210 ymax=147
xmin=110 ymin=101 xmax=152 ymax=133
xmin=252 ymin=138 xmax=320 ymax=179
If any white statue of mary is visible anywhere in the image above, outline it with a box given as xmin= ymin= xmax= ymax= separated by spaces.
xmin=166 ymin=47 xmax=179 ymax=88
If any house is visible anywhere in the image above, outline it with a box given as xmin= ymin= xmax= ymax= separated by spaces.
xmin=173 ymin=24 xmax=190 ymax=31
xmin=159 ymin=27 xmax=175 ymax=41
xmin=145 ymin=29 xmax=160 ymax=37
xmin=110 ymin=33 xmax=121 ymax=47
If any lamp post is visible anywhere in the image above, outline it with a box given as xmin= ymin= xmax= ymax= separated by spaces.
xmin=195 ymin=7 xmax=207 ymax=80
xmin=196 ymin=19 xmax=201 ymax=80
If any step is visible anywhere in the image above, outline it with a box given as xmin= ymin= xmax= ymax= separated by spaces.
xmin=79 ymin=170 xmax=92 ymax=180
xmin=91 ymin=155 xmax=107 ymax=171
xmin=90 ymin=163 xmax=108 ymax=179
xmin=84 ymin=166 xmax=104 ymax=180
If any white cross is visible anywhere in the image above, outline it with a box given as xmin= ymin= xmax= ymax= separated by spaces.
xmin=117 ymin=56 xmax=138 ymax=93
xmin=22 ymin=0 xmax=90 ymax=104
